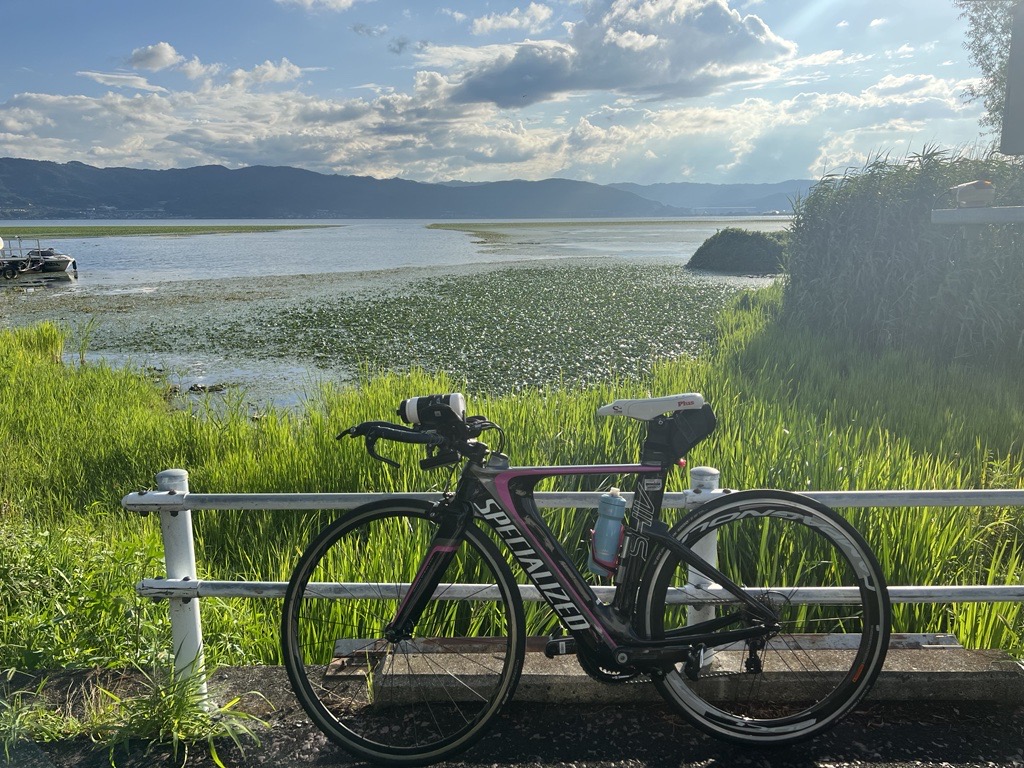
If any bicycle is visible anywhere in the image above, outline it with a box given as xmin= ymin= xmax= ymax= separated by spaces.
xmin=281 ymin=392 xmax=891 ymax=765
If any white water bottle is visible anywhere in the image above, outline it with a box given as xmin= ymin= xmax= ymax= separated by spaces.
xmin=587 ymin=487 xmax=627 ymax=579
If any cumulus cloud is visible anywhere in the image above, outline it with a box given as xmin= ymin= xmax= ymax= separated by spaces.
xmin=229 ymin=58 xmax=304 ymax=87
xmin=128 ymin=42 xmax=184 ymax=71
xmin=179 ymin=56 xmax=224 ymax=80
xmin=430 ymin=0 xmax=797 ymax=107
xmin=0 ymin=1 xmax=985 ymax=184
xmin=471 ymin=3 xmax=554 ymax=35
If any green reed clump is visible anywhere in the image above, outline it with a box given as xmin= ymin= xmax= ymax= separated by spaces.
xmin=786 ymin=148 xmax=1024 ymax=369
xmin=695 ymin=289 xmax=1024 ymax=649
xmin=687 ymin=228 xmax=786 ymax=274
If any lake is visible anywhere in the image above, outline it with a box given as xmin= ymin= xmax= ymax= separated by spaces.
xmin=0 ymin=217 xmax=787 ymax=403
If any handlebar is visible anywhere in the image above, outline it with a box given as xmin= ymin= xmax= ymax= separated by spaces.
xmin=339 ymin=421 xmax=447 ymax=467
xmin=339 ymin=393 xmax=501 ymax=469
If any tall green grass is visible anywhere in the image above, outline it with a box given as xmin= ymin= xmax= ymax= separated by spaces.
xmin=0 ymin=303 xmax=1022 ymax=671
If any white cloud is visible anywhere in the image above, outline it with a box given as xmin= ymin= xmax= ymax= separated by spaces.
xmin=471 ymin=3 xmax=554 ymax=35
xmin=440 ymin=0 xmax=797 ymax=107
xmin=604 ymin=28 xmax=660 ymax=51
xmin=869 ymin=18 xmax=888 ymax=28
xmin=275 ymin=0 xmax=359 ymax=10
xmin=76 ymin=71 xmax=168 ymax=93
xmin=128 ymin=42 xmax=184 ymax=71
xmin=0 ymin=60 xmax=984 ymax=184
xmin=441 ymin=8 xmax=468 ymax=24
xmin=888 ymin=44 xmax=915 ymax=59
xmin=228 ymin=58 xmax=305 ymax=88
xmin=179 ymin=56 xmax=224 ymax=81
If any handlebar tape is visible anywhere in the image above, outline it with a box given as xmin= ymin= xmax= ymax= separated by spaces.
xmin=339 ymin=421 xmax=446 ymax=446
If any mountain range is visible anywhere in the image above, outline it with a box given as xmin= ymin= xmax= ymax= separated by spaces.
xmin=0 ymin=157 xmax=813 ymax=219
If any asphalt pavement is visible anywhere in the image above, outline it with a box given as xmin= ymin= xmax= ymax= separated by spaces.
xmin=9 ymin=654 xmax=1024 ymax=768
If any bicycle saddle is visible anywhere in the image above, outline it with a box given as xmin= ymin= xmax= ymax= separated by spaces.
xmin=596 ymin=393 xmax=705 ymax=421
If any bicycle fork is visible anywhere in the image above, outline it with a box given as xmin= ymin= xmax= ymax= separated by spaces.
xmin=383 ymin=497 xmax=474 ymax=643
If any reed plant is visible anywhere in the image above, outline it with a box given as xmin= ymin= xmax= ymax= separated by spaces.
xmin=786 ymin=148 xmax=1024 ymax=370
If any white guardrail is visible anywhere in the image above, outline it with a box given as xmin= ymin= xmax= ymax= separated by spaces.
xmin=121 ymin=467 xmax=1024 ymax=697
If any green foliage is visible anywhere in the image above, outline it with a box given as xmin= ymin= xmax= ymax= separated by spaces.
xmin=786 ymin=150 xmax=1024 ymax=368
xmin=687 ymin=227 xmax=787 ymax=274
xmin=955 ymin=0 xmax=1015 ymax=134
xmin=0 ymin=503 xmax=169 ymax=670
xmin=1 ymin=666 xmax=264 ymax=767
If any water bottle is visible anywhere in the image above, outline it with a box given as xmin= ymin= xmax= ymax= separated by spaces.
xmin=587 ymin=487 xmax=627 ymax=579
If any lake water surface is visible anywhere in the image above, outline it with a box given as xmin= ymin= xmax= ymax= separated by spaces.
xmin=0 ymin=217 xmax=787 ymax=403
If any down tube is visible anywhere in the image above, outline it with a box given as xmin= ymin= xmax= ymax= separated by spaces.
xmin=471 ymin=463 xmax=662 ymax=648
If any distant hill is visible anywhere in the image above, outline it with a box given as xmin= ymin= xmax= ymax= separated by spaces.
xmin=0 ymin=158 xmax=811 ymax=219
xmin=609 ymin=180 xmax=815 ymax=214
xmin=0 ymin=159 xmax=682 ymax=219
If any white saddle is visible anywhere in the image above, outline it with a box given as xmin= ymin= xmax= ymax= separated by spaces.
xmin=596 ymin=393 xmax=705 ymax=421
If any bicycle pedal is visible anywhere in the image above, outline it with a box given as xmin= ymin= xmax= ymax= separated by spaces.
xmin=544 ymin=635 xmax=577 ymax=658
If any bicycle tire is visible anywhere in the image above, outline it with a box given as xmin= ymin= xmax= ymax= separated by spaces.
xmin=281 ymin=499 xmax=526 ymax=765
xmin=638 ymin=489 xmax=890 ymax=745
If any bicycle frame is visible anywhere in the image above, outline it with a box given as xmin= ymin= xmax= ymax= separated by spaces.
xmin=388 ymin=455 xmax=781 ymax=673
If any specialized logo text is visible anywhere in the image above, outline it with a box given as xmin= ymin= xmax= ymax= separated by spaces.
xmin=475 ymin=499 xmax=591 ymax=630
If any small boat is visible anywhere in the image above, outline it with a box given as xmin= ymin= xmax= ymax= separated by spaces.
xmin=26 ymin=247 xmax=76 ymax=273
xmin=0 ymin=236 xmax=78 ymax=279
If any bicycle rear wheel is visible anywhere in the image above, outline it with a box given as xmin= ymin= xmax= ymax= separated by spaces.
xmin=281 ymin=499 xmax=526 ymax=765
xmin=638 ymin=490 xmax=890 ymax=745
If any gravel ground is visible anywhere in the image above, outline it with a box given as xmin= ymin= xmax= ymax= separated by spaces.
xmin=11 ymin=666 xmax=1024 ymax=768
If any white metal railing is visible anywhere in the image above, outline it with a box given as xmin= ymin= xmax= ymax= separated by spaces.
xmin=121 ymin=468 xmax=1024 ymax=694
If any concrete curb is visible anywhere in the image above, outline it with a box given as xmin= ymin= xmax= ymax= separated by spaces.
xmin=513 ymin=638 xmax=1024 ymax=705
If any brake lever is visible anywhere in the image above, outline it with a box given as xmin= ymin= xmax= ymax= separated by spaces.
xmin=366 ymin=435 xmax=400 ymax=468
xmin=337 ymin=424 xmax=401 ymax=468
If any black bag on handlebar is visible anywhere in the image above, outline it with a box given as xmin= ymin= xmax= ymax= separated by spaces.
xmin=641 ymin=404 xmax=717 ymax=466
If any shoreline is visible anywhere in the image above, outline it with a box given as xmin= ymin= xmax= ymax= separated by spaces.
xmin=0 ymin=224 xmax=341 ymax=238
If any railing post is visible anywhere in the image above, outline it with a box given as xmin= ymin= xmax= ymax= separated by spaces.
xmin=687 ymin=467 xmax=720 ymax=633
xmin=156 ymin=469 xmax=208 ymax=699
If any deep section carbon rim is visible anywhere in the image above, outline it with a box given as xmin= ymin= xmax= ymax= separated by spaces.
xmin=282 ymin=501 xmax=526 ymax=765
xmin=640 ymin=490 xmax=890 ymax=745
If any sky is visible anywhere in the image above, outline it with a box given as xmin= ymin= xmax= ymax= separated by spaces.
xmin=0 ymin=0 xmax=991 ymax=185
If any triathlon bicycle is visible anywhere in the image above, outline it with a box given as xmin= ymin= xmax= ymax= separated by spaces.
xmin=281 ymin=392 xmax=890 ymax=765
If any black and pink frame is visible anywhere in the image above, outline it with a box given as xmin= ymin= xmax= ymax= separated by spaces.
xmin=385 ymin=450 xmax=780 ymax=675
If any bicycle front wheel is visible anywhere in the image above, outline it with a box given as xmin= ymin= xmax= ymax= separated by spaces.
xmin=281 ymin=500 xmax=526 ymax=765
xmin=638 ymin=490 xmax=890 ymax=745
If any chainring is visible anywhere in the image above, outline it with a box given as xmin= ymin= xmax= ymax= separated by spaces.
xmin=575 ymin=649 xmax=645 ymax=684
